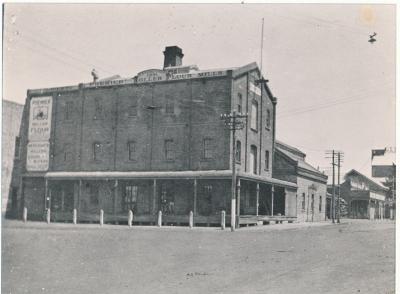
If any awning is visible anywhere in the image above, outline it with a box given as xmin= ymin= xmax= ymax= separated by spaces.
xmin=44 ymin=170 xmax=297 ymax=188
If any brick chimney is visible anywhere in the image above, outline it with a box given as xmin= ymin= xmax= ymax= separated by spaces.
xmin=163 ymin=46 xmax=184 ymax=68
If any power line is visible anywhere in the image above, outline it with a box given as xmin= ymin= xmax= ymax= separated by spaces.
xmin=277 ymin=80 xmax=394 ymax=119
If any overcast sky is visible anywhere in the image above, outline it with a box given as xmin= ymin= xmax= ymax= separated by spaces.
xmin=3 ymin=4 xmax=396 ymax=182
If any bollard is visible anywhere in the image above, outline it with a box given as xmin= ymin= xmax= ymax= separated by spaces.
xmin=128 ymin=210 xmax=133 ymax=227
xmin=22 ymin=207 xmax=28 ymax=223
xmin=157 ymin=211 xmax=162 ymax=227
xmin=100 ymin=209 xmax=104 ymax=226
xmin=73 ymin=209 xmax=77 ymax=225
xmin=221 ymin=210 xmax=226 ymax=230
xmin=46 ymin=208 xmax=51 ymax=224
xmin=189 ymin=211 xmax=193 ymax=228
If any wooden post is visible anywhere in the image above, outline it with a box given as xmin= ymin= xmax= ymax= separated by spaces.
xmin=45 ymin=178 xmax=49 ymax=210
xmin=256 ymin=183 xmax=260 ymax=216
xmin=78 ymin=180 xmax=82 ymax=219
xmin=271 ymin=185 xmax=274 ymax=216
xmin=193 ymin=179 xmax=197 ymax=216
xmin=22 ymin=207 xmax=27 ymax=223
xmin=189 ymin=211 xmax=193 ymax=228
xmin=128 ymin=210 xmax=133 ymax=227
xmin=113 ymin=180 xmax=118 ymax=224
xmin=157 ymin=210 xmax=162 ymax=227
xmin=100 ymin=209 xmax=104 ymax=226
xmin=236 ymin=179 xmax=241 ymax=229
xmin=61 ymin=189 xmax=65 ymax=212
xmin=153 ymin=179 xmax=157 ymax=215
xmin=73 ymin=209 xmax=77 ymax=225
xmin=46 ymin=208 xmax=51 ymax=224
xmin=221 ymin=210 xmax=226 ymax=230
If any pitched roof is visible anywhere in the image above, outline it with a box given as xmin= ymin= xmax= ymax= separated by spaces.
xmin=344 ymin=169 xmax=389 ymax=192
xmin=275 ymin=140 xmax=306 ymax=159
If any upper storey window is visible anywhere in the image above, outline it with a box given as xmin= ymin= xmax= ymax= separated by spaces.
xmin=165 ymin=98 xmax=174 ymax=114
xmin=129 ymin=100 xmax=138 ymax=117
xmin=266 ymin=109 xmax=271 ymax=130
xmin=164 ymin=139 xmax=174 ymax=161
xmin=250 ymin=101 xmax=258 ymax=131
xmin=93 ymin=98 xmax=103 ymax=120
xmin=64 ymin=101 xmax=74 ymax=120
xmin=237 ymin=93 xmax=242 ymax=113
xmin=93 ymin=142 xmax=103 ymax=161
xmin=203 ymin=138 xmax=213 ymax=159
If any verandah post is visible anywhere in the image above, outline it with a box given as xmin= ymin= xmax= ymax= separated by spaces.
xmin=221 ymin=210 xmax=226 ymax=230
xmin=236 ymin=179 xmax=241 ymax=229
xmin=256 ymin=183 xmax=260 ymax=216
xmin=46 ymin=208 xmax=51 ymax=224
xmin=271 ymin=185 xmax=275 ymax=216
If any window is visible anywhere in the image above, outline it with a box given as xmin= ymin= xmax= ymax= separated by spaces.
xmin=160 ymin=183 xmax=175 ymax=215
xmin=128 ymin=141 xmax=136 ymax=161
xmin=123 ymin=185 xmax=138 ymax=212
xmin=237 ymin=93 xmax=242 ymax=113
xmin=164 ymin=139 xmax=174 ymax=160
xmin=63 ymin=144 xmax=72 ymax=162
xmin=90 ymin=184 xmax=99 ymax=205
xmin=93 ymin=142 xmax=103 ymax=161
xmin=14 ymin=136 xmax=20 ymax=158
xmin=311 ymin=194 xmax=315 ymax=212
xmin=203 ymin=138 xmax=213 ymax=159
xmin=236 ymin=140 xmax=241 ymax=163
xmin=250 ymin=101 xmax=258 ymax=131
xmin=250 ymin=145 xmax=257 ymax=174
xmin=266 ymin=109 xmax=271 ymax=129
xmin=94 ymin=98 xmax=102 ymax=119
xmin=302 ymin=193 xmax=306 ymax=210
xmin=129 ymin=101 xmax=138 ymax=117
xmin=199 ymin=184 xmax=213 ymax=216
xmin=165 ymin=99 xmax=174 ymax=114
xmin=319 ymin=196 xmax=322 ymax=212
xmin=265 ymin=150 xmax=270 ymax=171
xmin=65 ymin=101 xmax=74 ymax=120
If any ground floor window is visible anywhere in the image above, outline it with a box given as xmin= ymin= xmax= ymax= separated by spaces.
xmin=302 ymin=193 xmax=306 ymax=210
xmin=198 ymin=184 xmax=213 ymax=216
xmin=123 ymin=185 xmax=138 ymax=212
xmin=160 ymin=183 xmax=175 ymax=215
xmin=319 ymin=196 xmax=322 ymax=212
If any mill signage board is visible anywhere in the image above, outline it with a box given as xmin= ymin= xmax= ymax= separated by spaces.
xmin=28 ymin=96 xmax=52 ymax=141
xmin=26 ymin=141 xmax=50 ymax=171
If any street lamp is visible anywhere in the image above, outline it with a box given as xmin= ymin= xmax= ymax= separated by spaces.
xmin=220 ymin=111 xmax=248 ymax=231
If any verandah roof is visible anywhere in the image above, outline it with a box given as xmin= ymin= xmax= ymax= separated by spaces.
xmin=44 ymin=170 xmax=297 ymax=188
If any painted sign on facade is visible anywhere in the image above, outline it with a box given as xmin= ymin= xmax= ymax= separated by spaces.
xmin=28 ymin=96 xmax=53 ymax=141
xmin=26 ymin=141 xmax=50 ymax=171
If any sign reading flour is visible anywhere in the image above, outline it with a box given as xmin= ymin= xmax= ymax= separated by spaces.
xmin=26 ymin=141 xmax=50 ymax=171
xmin=28 ymin=96 xmax=52 ymax=141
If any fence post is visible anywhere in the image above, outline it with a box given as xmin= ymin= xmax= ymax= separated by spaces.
xmin=189 ymin=211 xmax=193 ymax=228
xmin=46 ymin=208 xmax=51 ymax=224
xmin=100 ymin=209 xmax=104 ymax=226
xmin=22 ymin=207 xmax=27 ymax=223
xmin=128 ymin=210 xmax=133 ymax=227
xmin=157 ymin=211 xmax=162 ymax=227
xmin=73 ymin=209 xmax=77 ymax=225
xmin=221 ymin=210 xmax=226 ymax=230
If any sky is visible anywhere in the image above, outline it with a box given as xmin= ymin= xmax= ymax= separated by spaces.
xmin=2 ymin=4 xmax=396 ymax=182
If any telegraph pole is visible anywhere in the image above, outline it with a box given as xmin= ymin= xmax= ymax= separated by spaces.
xmin=336 ymin=152 xmax=344 ymax=223
xmin=331 ymin=150 xmax=336 ymax=223
xmin=221 ymin=111 xmax=247 ymax=231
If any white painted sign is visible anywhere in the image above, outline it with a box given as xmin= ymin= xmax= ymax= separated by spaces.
xmin=28 ymin=96 xmax=52 ymax=141
xmin=26 ymin=141 xmax=50 ymax=171
xmin=370 ymin=191 xmax=385 ymax=202
xmin=249 ymin=82 xmax=261 ymax=96
xmin=136 ymin=69 xmax=167 ymax=83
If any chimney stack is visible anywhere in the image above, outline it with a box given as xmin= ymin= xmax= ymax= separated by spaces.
xmin=163 ymin=46 xmax=184 ymax=69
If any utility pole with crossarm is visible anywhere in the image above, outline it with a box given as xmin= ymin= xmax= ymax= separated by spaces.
xmin=220 ymin=111 xmax=248 ymax=231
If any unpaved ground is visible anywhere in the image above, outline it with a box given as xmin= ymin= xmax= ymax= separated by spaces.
xmin=2 ymin=219 xmax=395 ymax=294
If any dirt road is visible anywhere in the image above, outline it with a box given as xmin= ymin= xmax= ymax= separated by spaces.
xmin=2 ymin=220 xmax=394 ymax=294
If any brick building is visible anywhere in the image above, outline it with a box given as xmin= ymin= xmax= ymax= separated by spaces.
xmin=272 ymin=141 xmax=328 ymax=222
xmin=9 ymin=46 xmax=304 ymax=227
xmin=2 ymin=100 xmax=24 ymax=214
